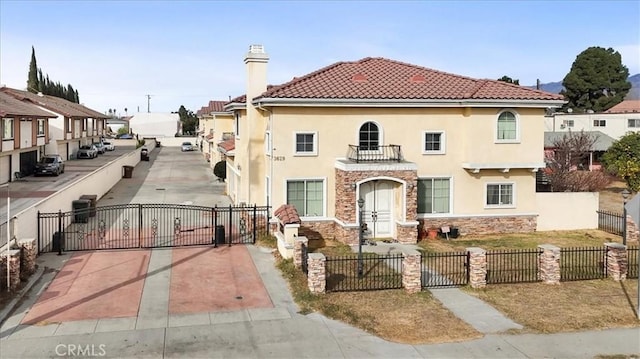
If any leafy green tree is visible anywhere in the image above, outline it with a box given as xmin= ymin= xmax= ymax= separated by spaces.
xmin=27 ymin=46 xmax=39 ymax=93
xmin=497 ymin=75 xmax=519 ymax=85
xmin=602 ymin=132 xmax=640 ymax=192
xmin=561 ymin=47 xmax=631 ymax=113
xmin=177 ymin=105 xmax=199 ymax=135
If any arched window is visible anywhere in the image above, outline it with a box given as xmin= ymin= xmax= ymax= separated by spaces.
xmin=359 ymin=122 xmax=379 ymax=150
xmin=497 ymin=110 xmax=518 ymax=141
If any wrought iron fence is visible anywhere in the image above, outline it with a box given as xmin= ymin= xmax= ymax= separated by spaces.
xmin=560 ymin=247 xmax=607 ymax=281
xmin=628 ymin=245 xmax=638 ymax=279
xmin=486 ymin=248 xmax=542 ymax=284
xmin=325 ymin=253 xmax=403 ymax=292
xmin=597 ymin=210 xmax=624 ymax=236
xmin=421 ymin=251 xmax=469 ymax=288
xmin=38 ymin=204 xmax=270 ymax=252
xmin=347 ymin=144 xmax=403 ymax=163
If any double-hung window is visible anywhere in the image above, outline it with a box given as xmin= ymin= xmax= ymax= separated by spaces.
xmin=2 ymin=118 xmax=14 ymax=140
xmin=628 ymin=119 xmax=640 ymax=128
xmin=294 ymin=132 xmax=317 ymax=156
xmin=37 ymin=119 xmax=45 ymax=136
xmin=486 ymin=183 xmax=514 ymax=207
xmin=423 ymin=131 xmax=445 ymax=154
xmin=496 ymin=111 xmax=518 ymax=141
xmin=417 ymin=178 xmax=450 ymax=214
xmin=287 ymin=179 xmax=324 ymax=217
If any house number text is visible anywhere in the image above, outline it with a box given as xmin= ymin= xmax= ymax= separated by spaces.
xmin=274 ymin=156 xmax=285 ymax=161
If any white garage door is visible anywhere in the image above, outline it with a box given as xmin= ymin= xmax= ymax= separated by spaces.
xmin=0 ymin=155 xmax=10 ymax=184
xmin=57 ymin=144 xmax=68 ymax=160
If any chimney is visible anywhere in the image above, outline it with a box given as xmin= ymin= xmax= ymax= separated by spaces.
xmin=244 ymin=44 xmax=269 ymax=102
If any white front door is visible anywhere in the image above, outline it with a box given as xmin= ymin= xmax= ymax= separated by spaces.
xmin=360 ymin=181 xmax=394 ymax=239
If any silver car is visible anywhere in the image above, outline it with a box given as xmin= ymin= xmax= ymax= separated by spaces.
xmin=181 ymin=142 xmax=193 ymax=152
xmin=77 ymin=145 xmax=98 ymax=159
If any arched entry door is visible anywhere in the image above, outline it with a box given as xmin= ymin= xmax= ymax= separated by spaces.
xmin=360 ymin=181 xmax=394 ymax=239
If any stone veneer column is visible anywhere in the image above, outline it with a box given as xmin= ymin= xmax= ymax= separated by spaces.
xmin=538 ymin=244 xmax=561 ymax=284
xmin=467 ymin=247 xmax=487 ymax=288
xmin=402 ymin=250 xmax=422 ymax=293
xmin=18 ymin=238 xmax=37 ymax=281
xmin=0 ymin=249 xmax=21 ymax=290
xmin=605 ymin=243 xmax=627 ymax=280
xmin=626 ymin=215 xmax=639 ymax=243
xmin=307 ymin=253 xmax=326 ymax=294
xmin=294 ymin=237 xmax=309 ymax=270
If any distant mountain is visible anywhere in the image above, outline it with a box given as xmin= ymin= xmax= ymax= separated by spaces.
xmin=528 ymin=73 xmax=640 ymax=100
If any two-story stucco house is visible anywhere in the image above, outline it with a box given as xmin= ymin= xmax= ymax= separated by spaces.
xmin=196 ymin=100 xmax=234 ymax=166
xmin=223 ymin=45 xmax=565 ymax=244
xmin=545 ymin=99 xmax=640 ymax=139
xmin=0 ymin=91 xmax=57 ymax=183
xmin=1 ymin=87 xmax=108 ymax=176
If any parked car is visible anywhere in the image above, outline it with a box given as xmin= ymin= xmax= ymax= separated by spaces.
xmin=35 ymin=154 xmax=65 ymax=176
xmin=117 ymin=133 xmax=133 ymax=139
xmin=93 ymin=142 xmax=106 ymax=154
xmin=103 ymin=141 xmax=115 ymax=151
xmin=77 ymin=145 xmax=98 ymax=159
xmin=181 ymin=141 xmax=193 ymax=152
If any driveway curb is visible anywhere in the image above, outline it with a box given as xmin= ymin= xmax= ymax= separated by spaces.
xmin=0 ymin=266 xmax=45 ymax=326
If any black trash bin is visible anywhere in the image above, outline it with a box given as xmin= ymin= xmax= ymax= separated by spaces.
xmin=450 ymin=227 xmax=460 ymax=239
xmin=80 ymin=194 xmax=97 ymax=217
xmin=53 ymin=231 xmax=65 ymax=252
xmin=122 ymin=165 xmax=134 ymax=178
xmin=215 ymin=225 xmax=225 ymax=245
xmin=72 ymin=199 xmax=91 ymax=223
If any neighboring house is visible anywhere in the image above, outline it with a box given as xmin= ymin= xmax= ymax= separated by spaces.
xmin=0 ymin=91 xmax=57 ymax=183
xmin=545 ymin=99 xmax=640 ymax=139
xmin=106 ymin=115 xmax=131 ymax=135
xmin=543 ymin=131 xmax=615 ymax=172
xmin=0 ymin=87 xmax=108 ymax=163
xmin=128 ymin=113 xmax=180 ymax=138
xmin=223 ymin=45 xmax=564 ymax=244
xmin=196 ymin=100 xmax=233 ymax=166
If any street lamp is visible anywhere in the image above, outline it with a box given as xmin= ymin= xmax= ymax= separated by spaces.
xmin=357 ymin=197 xmax=365 ymax=278
xmin=622 ymin=189 xmax=630 ymax=245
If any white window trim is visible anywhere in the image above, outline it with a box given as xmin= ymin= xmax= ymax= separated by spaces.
xmin=37 ymin=119 xmax=45 ymax=136
xmin=628 ymin=118 xmax=640 ymax=128
xmin=284 ymin=177 xmax=327 ymax=219
xmin=593 ymin=119 xmax=606 ymax=127
xmin=484 ymin=182 xmax=516 ymax=209
xmin=293 ymin=131 xmax=318 ymax=156
xmin=2 ymin=117 xmax=14 ymax=140
xmin=265 ymin=131 xmax=272 ymax=157
xmin=495 ymin=109 xmax=520 ymax=143
xmin=422 ymin=130 xmax=446 ymax=155
xmin=356 ymin=120 xmax=384 ymax=152
xmin=417 ymin=176 xmax=453 ymax=216
xmin=234 ymin=112 xmax=240 ymax=139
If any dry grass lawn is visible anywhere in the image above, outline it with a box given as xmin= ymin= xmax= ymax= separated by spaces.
xmin=600 ymin=179 xmax=630 ymax=213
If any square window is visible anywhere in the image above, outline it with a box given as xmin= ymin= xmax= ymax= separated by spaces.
xmin=486 ymin=183 xmax=514 ymax=207
xmin=294 ymin=132 xmax=317 ymax=156
xmin=287 ymin=179 xmax=324 ymax=216
xmin=423 ymin=131 xmax=445 ymax=154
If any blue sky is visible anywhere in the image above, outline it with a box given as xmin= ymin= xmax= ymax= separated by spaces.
xmin=1 ymin=0 xmax=639 ymax=115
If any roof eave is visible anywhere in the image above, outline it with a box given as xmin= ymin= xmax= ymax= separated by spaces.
xmin=253 ymin=98 xmax=566 ymax=108
xmin=223 ymin=102 xmax=245 ymax=111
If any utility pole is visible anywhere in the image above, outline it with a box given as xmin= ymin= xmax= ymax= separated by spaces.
xmin=146 ymin=94 xmax=152 ymax=113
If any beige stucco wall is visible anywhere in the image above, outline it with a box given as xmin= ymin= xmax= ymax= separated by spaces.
xmin=265 ymin=106 xmax=544 ymax=219
xmin=536 ymin=192 xmax=599 ymax=231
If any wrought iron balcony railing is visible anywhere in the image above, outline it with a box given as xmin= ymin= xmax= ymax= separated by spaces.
xmin=347 ymin=144 xmax=403 ymax=163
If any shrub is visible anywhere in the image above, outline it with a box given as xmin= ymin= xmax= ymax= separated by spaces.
xmin=213 ymin=161 xmax=226 ymax=180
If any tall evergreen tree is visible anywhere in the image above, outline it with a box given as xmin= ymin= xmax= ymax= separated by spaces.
xmin=561 ymin=47 xmax=631 ymax=112
xmin=27 ymin=46 xmax=39 ymax=93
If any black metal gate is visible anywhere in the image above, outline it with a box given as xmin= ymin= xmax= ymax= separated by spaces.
xmin=37 ymin=203 xmax=270 ymax=252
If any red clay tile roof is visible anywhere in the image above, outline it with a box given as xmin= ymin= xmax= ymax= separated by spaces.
xmin=255 ymin=58 xmax=564 ymax=102
xmin=605 ymin=100 xmax=640 ymax=114
xmin=0 ymin=87 xmax=108 ymax=118
xmin=217 ymin=137 xmax=235 ymax=152
xmin=274 ymin=204 xmax=301 ymax=225
xmin=0 ymin=91 xmax=57 ymax=118
xmin=197 ymin=100 xmax=229 ymax=116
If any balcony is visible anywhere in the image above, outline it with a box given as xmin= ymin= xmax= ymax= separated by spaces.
xmin=347 ymin=144 xmax=403 ymax=163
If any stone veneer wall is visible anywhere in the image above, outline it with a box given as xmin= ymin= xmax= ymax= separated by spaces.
xmin=626 ymin=215 xmax=639 ymax=243
xmin=418 ymin=215 xmax=537 ymax=237
xmin=0 ymin=249 xmax=21 ymax=290
xmin=19 ymin=238 xmax=37 ymax=281
xmin=299 ymin=221 xmax=337 ymax=241
xmin=605 ymin=243 xmax=627 ymax=281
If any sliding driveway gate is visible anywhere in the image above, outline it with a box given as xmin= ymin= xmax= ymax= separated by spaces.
xmin=38 ymin=204 xmax=270 ymax=252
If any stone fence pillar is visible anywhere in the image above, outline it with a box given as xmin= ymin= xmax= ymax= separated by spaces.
xmin=605 ymin=243 xmax=627 ymax=280
xmin=538 ymin=244 xmax=560 ymax=284
xmin=0 ymin=249 xmax=21 ymax=290
xmin=467 ymin=247 xmax=486 ymax=289
xmin=18 ymin=238 xmax=37 ymax=281
xmin=294 ymin=237 xmax=309 ymax=270
xmin=307 ymin=253 xmax=326 ymax=294
xmin=626 ymin=215 xmax=639 ymax=243
xmin=402 ymin=250 xmax=421 ymax=294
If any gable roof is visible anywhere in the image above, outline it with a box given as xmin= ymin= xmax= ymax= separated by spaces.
xmin=227 ymin=57 xmax=565 ymax=109
xmin=605 ymin=100 xmax=640 ymax=114
xmin=0 ymin=87 xmax=108 ymax=119
xmin=0 ymin=92 xmax=57 ymax=118
xmin=197 ymin=100 xmax=231 ymax=116
xmin=544 ymin=131 xmax=615 ymax=152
